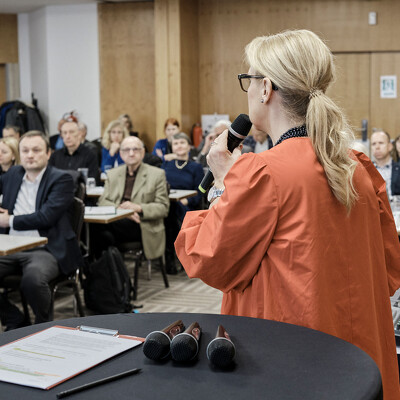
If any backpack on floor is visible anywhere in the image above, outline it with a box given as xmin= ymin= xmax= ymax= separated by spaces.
xmin=82 ymin=246 xmax=133 ymax=314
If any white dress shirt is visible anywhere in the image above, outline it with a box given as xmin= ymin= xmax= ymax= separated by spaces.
xmin=9 ymin=167 xmax=47 ymax=237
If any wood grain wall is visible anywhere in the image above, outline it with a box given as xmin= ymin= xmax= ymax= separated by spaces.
xmin=99 ymin=0 xmax=400 ymax=147
xmin=0 ymin=14 xmax=18 ymax=105
xmin=98 ymin=2 xmax=155 ymax=150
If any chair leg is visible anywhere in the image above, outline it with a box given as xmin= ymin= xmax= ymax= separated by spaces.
xmin=72 ymin=282 xmax=85 ymax=317
xmin=159 ymin=256 xmax=169 ymax=289
xmin=147 ymin=260 xmax=151 ymax=281
xmin=132 ymin=257 xmax=140 ymax=301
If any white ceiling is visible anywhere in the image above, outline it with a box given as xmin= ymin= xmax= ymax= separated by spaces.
xmin=0 ymin=0 xmax=151 ymax=15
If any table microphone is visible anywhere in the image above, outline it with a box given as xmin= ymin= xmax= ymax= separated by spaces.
xmin=206 ymin=325 xmax=236 ymax=368
xmin=170 ymin=322 xmax=201 ymax=362
xmin=143 ymin=320 xmax=185 ymax=361
xmin=198 ymin=113 xmax=252 ymax=193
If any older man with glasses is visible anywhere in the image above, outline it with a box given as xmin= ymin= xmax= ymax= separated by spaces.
xmin=92 ymin=136 xmax=169 ymax=260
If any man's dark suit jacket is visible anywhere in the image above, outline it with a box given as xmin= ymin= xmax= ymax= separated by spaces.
xmin=0 ymin=165 xmax=83 ymax=275
xmin=392 ymin=161 xmax=400 ymax=195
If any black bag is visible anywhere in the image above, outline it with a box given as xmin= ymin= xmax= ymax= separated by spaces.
xmin=83 ymin=246 xmax=133 ymax=314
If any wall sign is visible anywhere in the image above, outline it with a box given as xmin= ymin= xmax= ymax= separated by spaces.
xmin=380 ymin=75 xmax=397 ymax=98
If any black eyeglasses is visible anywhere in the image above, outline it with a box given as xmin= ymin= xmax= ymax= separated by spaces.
xmin=238 ymin=74 xmax=279 ymax=93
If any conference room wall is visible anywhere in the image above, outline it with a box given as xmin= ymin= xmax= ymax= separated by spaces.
xmin=98 ymin=2 xmax=156 ymax=151
xmin=0 ymin=14 xmax=18 ymax=104
xmin=197 ymin=0 xmax=400 ymax=139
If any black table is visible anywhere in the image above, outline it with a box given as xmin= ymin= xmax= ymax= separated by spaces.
xmin=0 ymin=313 xmax=382 ymax=400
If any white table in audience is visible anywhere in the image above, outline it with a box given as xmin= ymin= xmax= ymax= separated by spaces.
xmin=84 ymin=208 xmax=134 ymax=224
xmin=0 ymin=234 xmax=48 ymax=256
xmin=86 ymin=186 xmax=105 ymax=198
xmin=84 ymin=208 xmax=135 ymax=255
xmin=168 ymin=189 xmax=197 ymax=201
xmin=86 ymin=187 xmax=197 ymax=202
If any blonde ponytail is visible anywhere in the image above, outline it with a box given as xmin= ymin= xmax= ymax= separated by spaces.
xmin=245 ymin=30 xmax=358 ymax=212
xmin=307 ymin=92 xmax=358 ymax=212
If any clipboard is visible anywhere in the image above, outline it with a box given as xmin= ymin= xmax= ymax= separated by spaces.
xmin=0 ymin=325 xmax=144 ymax=390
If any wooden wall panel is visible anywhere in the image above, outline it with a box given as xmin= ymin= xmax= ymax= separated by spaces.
xmin=0 ymin=14 xmax=18 ymax=64
xmin=98 ymin=3 xmax=155 ymax=150
xmin=370 ymin=53 xmax=400 ymax=138
xmin=197 ymin=0 xmax=400 ymax=125
xmin=179 ymin=0 xmax=199 ymax=133
xmin=326 ymin=54 xmax=370 ymax=139
xmin=0 ymin=65 xmax=6 ymax=105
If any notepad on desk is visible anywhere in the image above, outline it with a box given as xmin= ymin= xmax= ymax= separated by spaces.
xmin=85 ymin=206 xmax=116 ymax=215
xmin=0 ymin=325 xmax=143 ymax=390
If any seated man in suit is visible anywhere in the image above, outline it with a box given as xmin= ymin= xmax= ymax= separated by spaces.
xmin=0 ymin=131 xmax=83 ymax=330
xmin=49 ymin=120 xmax=100 ymax=184
xmin=94 ymin=136 xmax=169 ymax=261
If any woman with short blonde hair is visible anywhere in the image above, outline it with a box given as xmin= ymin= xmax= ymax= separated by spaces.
xmin=0 ymin=136 xmax=20 ymax=175
xmin=101 ymin=120 xmax=129 ymax=172
xmin=176 ymin=30 xmax=400 ymax=399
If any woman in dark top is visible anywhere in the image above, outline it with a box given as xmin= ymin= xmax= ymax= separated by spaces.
xmin=162 ymin=132 xmax=204 ymax=274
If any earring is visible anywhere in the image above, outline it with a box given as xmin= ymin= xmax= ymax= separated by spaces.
xmin=260 ymin=99 xmax=264 ymax=103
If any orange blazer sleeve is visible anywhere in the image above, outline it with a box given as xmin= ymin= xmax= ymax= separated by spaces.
xmin=175 ymin=154 xmax=279 ymax=293
xmin=355 ymin=150 xmax=400 ymax=295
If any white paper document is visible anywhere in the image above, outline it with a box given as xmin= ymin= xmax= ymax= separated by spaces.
xmin=85 ymin=206 xmax=116 ymax=215
xmin=0 ymin=325 xmax=143 ymax=389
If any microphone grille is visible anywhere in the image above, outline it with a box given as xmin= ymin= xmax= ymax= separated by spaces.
xmin=170 ymin=333 xmax=199 ymax=362
xmin=207 ymin=338 xmax=236 ymax=368
xmin=143 ymin=331 xmax=171 ymax=361
xmin=230 ymin=114 xmax=252 ymax=136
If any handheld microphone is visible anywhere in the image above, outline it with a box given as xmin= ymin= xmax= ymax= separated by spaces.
xmin=206 ymin=325 xmax=236 ymax=368
xmin=143 ymin=320 xmax=185 ymax=361
xmin=170 ymin=322 xmax=201 ymax=362
xmin=198 ymin=113 xmax=252 ymax=193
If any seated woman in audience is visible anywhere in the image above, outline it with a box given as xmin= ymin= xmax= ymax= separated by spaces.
xmin=101 ymin=119 xmax=129 ymax=172
xmin=162 ymin=132 xmax=204 ymax=274
xmin=152 ymin=118 xmax=180 ymax=161
xmin=0 ymin=137 xmax=20 ymax=175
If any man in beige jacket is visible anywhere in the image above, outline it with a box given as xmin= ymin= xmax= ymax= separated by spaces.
xmin=95 ymin=136 xmax=169 ymax=260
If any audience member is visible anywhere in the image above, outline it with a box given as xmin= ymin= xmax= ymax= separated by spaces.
xmin=49 ymin=111 xmax=79 ymax=150
xmin=393 ymin=135 xmax=400 ymax=163
xmin=94 ymin=136 xmax=169 ymax=260
xmin=49 ymin=120 xmax=100 ymax=184
xmin=252 ymin=128 xmax=272 ymax=153
xmin=0 ymin=131 xmax=82 ymax=330
xmin=162 ymin=133 xmax=204 ymax=274
xmin=0 ymin=137 xmax=20 ymax=175
xmin=119 ymin=114 xmax=139 ymax=137
xmin=196 ymin=120 xmax=231 ymax=168
xmin=152 ymin=118 xmax=180 ymax=161
xmin=2 ymin=125 xmax=21 ymax=140
xmin=370 ymin=130 xmax=400 ymax=198
xmin=101 ymin=120 xmax=129 ymax=173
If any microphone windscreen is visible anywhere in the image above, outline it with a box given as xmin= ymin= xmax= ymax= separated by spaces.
xmin=143 ymin=331 xmax=171 ymax=360
xmin=207 ymin=338 xmax=236 ymax=368
xmin=170 ymin=333 xmax=199 ymax=362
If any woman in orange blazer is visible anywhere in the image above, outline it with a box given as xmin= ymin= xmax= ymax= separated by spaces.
xmin=175 ymin=30 xmax=400 ymax=399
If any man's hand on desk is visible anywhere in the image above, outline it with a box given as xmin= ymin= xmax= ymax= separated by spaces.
xmin=0 ymin=208 xmax=10 ymax=228
xmin=128 ymin=212 xmax=141 ymax=224
xmin=119 ymin=201 xmax=142 ymax=214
